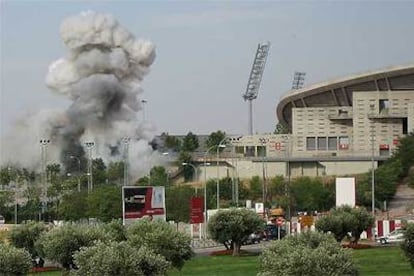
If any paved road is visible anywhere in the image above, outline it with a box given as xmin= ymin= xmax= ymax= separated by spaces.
xmin=193 ymin=240 xmax=271 ymax=256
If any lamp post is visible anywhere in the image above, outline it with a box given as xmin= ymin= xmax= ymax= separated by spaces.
xmin=259 ymin=137 xmax=267 ymax=214
xmin=39 ymin=139 xmax=50 ymax=220
xmin=85 ymin=141 xmax=95 ymax=193
xmin=69 ymin=156 xmax=81 ymax=192
xmin=216 ymin=137 xmax=227 ymax=210
xmin=123 ymin=137 xmax=130 ymax=187
xmin=204 ymin=145 xmax=216 ymax=238
xmin=369 ymin=104 xmax=376 ymax=223
xmin=182 ymin=162 xmax=198 ymax=195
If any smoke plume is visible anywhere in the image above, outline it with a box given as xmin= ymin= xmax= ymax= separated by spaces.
xmin=1 ymin=11 xmax=162 ymax=180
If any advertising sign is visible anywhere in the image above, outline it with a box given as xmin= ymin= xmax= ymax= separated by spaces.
xmin=335 ymin=177 xmax=355 ymax=207
xmin=190 ymin=196 xmax=204 ymax=224
xmin=122 ymin=186 xmax=165 ymax=224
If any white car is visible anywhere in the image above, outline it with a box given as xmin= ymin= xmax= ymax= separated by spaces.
xmin=376 ymin=229 xmax=405 ymax=244
xmin=0 ymin=215 xmax=4 ymax=224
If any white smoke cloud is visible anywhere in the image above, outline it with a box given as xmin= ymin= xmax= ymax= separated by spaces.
xmin=1 ymin=11 xmax=161 ymax=181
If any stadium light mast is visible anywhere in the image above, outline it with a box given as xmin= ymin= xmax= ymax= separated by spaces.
xmin=292 ymin=71 xmax=306 ymax=90
xmin=243 ymin=42 xmax=270 ymax=135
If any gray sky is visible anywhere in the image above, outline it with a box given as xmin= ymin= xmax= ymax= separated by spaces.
xmin=1 ymin=0 xmax=414 ymax=137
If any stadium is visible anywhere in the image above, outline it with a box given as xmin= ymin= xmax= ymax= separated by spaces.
xmin=219 ymin=64 xmax=414 ymax=179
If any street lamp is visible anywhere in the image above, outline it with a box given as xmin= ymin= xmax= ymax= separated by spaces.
xmin=69 ymin=156 xmax=81 ymax=192
xmin=259 ymin=137 xmax=267 ymax=213
xmin=39 ymin=139 xmax=50 ymax=220
xmin=182 ymin=162 xmax=198 ymax=194
xmin=369 ymin=104 xmax=376 ymax=222
xmin=217 ymin=137 xmax=227 ymax=210
xmin=85 ymin=141 xmax=95 ymax=193
xmin=204 ymin=145 xmax=216 ymax=238
xmin=123 ymin=137 xmax=130 ymax=187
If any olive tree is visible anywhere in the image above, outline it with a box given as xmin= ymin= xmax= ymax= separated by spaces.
xmin=0 ymin=243 xmax=32 ymax=276
xmin=316 ymin=205 xmax=374 ymax=244
xmin=73 ymin=241 xmax=170 ymax=276
xmin=126 ymin=219 xmax=193 ymax=270
xmin=9 ymin=221 xmax=48 ymax=266
xmin=401 ymin=223 xmax=414 ymax=268
xmin=36 ymin=224 xmax=109 ymax=270
xmin=208 ymin=208 xmax=263 ymax=256
xmin=258 ymin=231 xmax=358 ymax=276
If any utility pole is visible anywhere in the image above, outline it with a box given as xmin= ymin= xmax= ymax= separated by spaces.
xmin=85 ymin=141 xmax=95 ymax=193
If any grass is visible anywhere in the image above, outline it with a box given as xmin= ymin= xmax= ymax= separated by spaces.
xmin=353 ymin=246 xmax=412 ymax=275
xmin=32 ymin=245 xmax=413 ymax=276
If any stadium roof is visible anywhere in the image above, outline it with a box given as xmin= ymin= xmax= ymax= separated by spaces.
xmin=276 ymin=64 xmax=414 ymax=128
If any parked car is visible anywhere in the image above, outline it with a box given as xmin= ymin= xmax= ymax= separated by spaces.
xmin=0 ymin=215 xmax=4 ymax=224
xmin=242 ymin=231 xmax=262 ymax=245
xmin=376 ymin=228 xmax=405 ymax=244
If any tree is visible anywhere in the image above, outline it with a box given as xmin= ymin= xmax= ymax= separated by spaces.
xmin=58 ymin=191 xmax=88 ymax=221
xmin=126 ymin=219 xmax=194 ymax=270
xmin=401 ymin=223 xmax=414 ymax=268
xmin=248 ymin=176 xmax=262 ymax=200
xmin=290 ymin=177 xmax=334 ymax=213
xmin=393 ymin=133 xmax=414 ymax=177
xmin=205 ymin=130 xmax=226 ymax=152
xmin=178 ymin=152 xmax=193 ymax=181
xmin=36 ymin=224 xmax=109 ymax=270
xmin=73 ymin=241 xmax=170 ymax=276
xmin=273 ymin=122 xmax=289 ymax=134
xmin=208 ymin=208 xmax=263 ymax=256
xmin=0 ymin=243 xmax=32 ymax=276
xmin=258 ymin=231 xmax=357 ymax=276
xmin=148 ymin=166 xmax=169 ymax=186
xmin=165 ymin=186 xmax=194 ymax=223
xmin=315 ymin=205 xmax=374 ymax=244
xmin=87 ymin=185 xmax=122 ymax=222
xmin=92 ymin=158 xmax=107 ymax=186
xmin=182 ymin=132 xmax=199 ymax=152
xmin=107 ymin=161 xmax=124 ymax=185
xmin=163 ymin=133 xmax=182 ymax=152
xmin=9 ymin=221 xmax=48 ymax=265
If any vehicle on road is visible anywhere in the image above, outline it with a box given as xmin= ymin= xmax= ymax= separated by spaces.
xmin=242 ymin=232 xmax=262 ymax=245
xmin=0 ymin=215 xmax=4 ymax=224
xmin=376 ymin=228 xmax=405 ymax=244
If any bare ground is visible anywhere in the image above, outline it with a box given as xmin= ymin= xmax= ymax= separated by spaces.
xmin=383 ymin=184 xmax=414 ymax=220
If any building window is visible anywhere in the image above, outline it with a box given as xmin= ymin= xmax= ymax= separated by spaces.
xmin=379 ymin=144 xmax=390 ymax=156
xmin=379 ymin=99 xmax=390 ymax=114
xmin=257 ymin=146 xmax=266 ymax=157
xmin=339 ymin=136 xmax=349 ymax=150
xmin=235 ymin=146 xmax=244 ymax=154
xmin=317 ymin=137 xmax=327 ymax=151
xmin=328 ymin=137 xmax=337 ymax=150
xmin=306 ymin=137 xmax=316 ymax=151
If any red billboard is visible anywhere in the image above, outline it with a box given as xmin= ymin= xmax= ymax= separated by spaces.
xmin=122 ymin=186 xmax=165 ymax=224
xmin=190 ymin=196 xmax=204 ymax=224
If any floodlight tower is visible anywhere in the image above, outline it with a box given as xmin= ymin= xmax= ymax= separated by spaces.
xmin=292 ymin=71 xmax=306 ymax=90
xmin=243 ymin=42 xmax=270 ymax=135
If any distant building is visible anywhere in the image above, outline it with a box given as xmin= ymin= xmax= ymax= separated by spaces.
xmin=161 ymin=65 xmax=414 ymax=181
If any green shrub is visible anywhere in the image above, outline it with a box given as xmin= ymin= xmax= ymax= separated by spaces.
xmin=258 ymin=231 xmax=358 ymax=276
xmin=126 ymin=219 xmax=193 ymax=270
xmin=401 ymin=223 xmax=414 ymax=268
xmin=36 ymin=223 xmax=109 ymax=270
xmin=0 ymin=243 xmax=32 ymax=276
xmin=73 ymin=241 xmax=170 ymax=275
xmin=9 ymin=221 xmax=48 ymax=260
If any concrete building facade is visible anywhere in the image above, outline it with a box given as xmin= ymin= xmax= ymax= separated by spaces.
xmin=208 ymin=65 xmax=414 ymax=179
